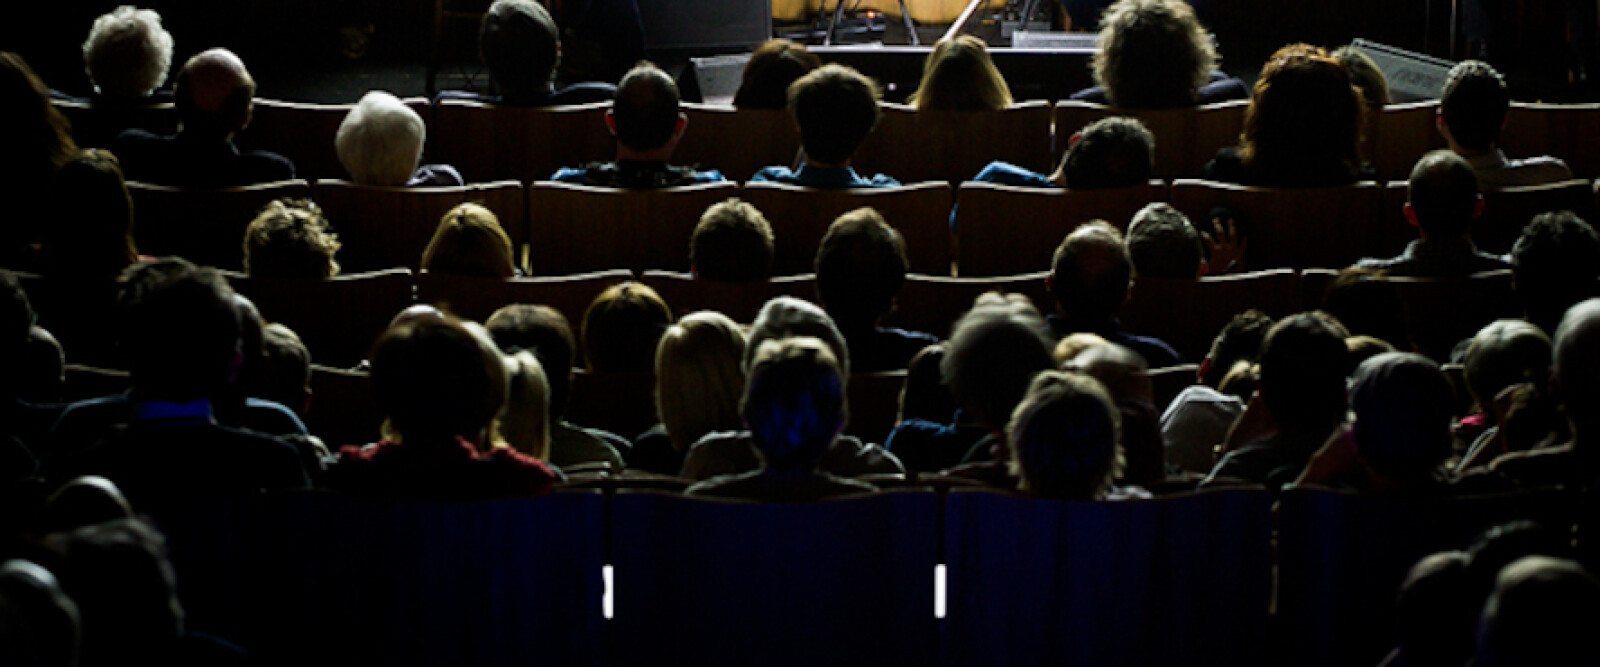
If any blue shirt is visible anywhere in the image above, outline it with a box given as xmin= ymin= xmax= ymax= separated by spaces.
xmin=972 ymin=161 xmax=1058 ymax=188
xmin=750 ymin=164 xmax=900 ymax=189
xmin=550 ymin=160 xmax=726 ymax=188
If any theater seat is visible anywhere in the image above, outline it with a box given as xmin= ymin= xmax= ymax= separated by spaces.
xmin=236 ymin=97 xmax=432 ymax=181
xmin=525 ymin=181 xmax=739 ymax=275
xmin=1120 ymin=269 xmax=1303 ymax=362
xmin=305 ymin=364 xmax=382 ymax=447
xmin=740 ymin=181 xmax=955 ymax=276
xmin=674 ymin=105 xmax=801 ymax=182
xmin=229 ymin=268 xmax=415 ymax=368
xmin=852 ymin=101 xmax=1054 ymax=185
xmin=637 ymin=271 xmax=818 ymax=324
xmin=1053 ymin=100 xmax=1248 ymax=180
xmin=954 ymin=180 xmax=1167 ymax=277
xmin=431 ymin=100 xmax=615 ymax=183
xmin=313 ymin=179 xmax=528 ymax=273
xmin=882 ymin=272 xmax=1053 ymax=340
xmin=1500 ymin=102 xmax=1600 ymax=179
xmin=1168 ymin=179 xmax=1386 ymax=270
xmin=129 ymin=179 xmax=312 ymax=272
xmin=415 ymin=269 xmax=633 ymax=328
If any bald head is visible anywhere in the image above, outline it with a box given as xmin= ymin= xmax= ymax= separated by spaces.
xmin=1408 ymin=150 xmax=1481 ymax=240
xmin=175 ymin=48 xmax=254 ymax=137
xmin=612 ymin=62 xmax=683 ymax=153
xmin=1051 ymin=222 xmax=1132 ymax=322
xmin=1554 ymin=298 xmax=1600 ymax=427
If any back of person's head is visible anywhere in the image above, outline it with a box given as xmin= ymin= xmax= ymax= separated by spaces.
xmin=498 ymin=351 xmax=550 ymax=460
xmin=41 ymin=476 xmax=135 ymax=535
xmin=1346 ymin=335 xmax=1397 ymax=371
xmin=1008 ymin=370 xmax=1122 ymax=500
xmin=116 ymin=259 xmax=241 ymax=401
xmin=1051 ymin=221 xmax=1132 ymax=322
xmin=0 ymin=52 xmax=76 ymax=177
xmin=691 ymin=198 xmax=774 ymax=282
xmin=1091 ymin=0 xmax=1217 ymax=108
xmin=747 ymin=296 xmax=851 ymax=376
xmin=371 ymin=316 xmax=506 ymax=444
xmin=1464 ymin=319 xmax=1551 ymax=413
xmin=1258 ymin=311 xmax=1351 ymax=430
xmin=1323 ymin=268 xmax=1412 ymax=352
xmin=656 ymin=311 xmax=746 ymax=453
xmin=486 ymin=304 xmax=576 ymax=419
xmin=257 ymin=323 xmax=311 ymax=416
xmin=1466 ymin=521 xmax=1576 ymax=606
xmin=1242 ymin=43 xmax=1363 ymax=175
xmin=900 ymin=343 xmax=957 ymax=424
xmin=172 ymin=48 xmax=255 ymax=137
xmin=1203 ymin=309 xmax=1274 ymax=388
xmin=82 ymin=6 xmax=173 ymax=99
xmin=479 ymin=0 xmax=559 ymax=100
xmin=909 ymin=35 xmax=1012 ymax=111
xmin=43 ymin=518 xmax=183 ymax=663
xmin=1060 ymin=116 xmax=1155 ymax=189
xmin=1125 ymin=202 xmax=1203 ymax=278
xmin=612 ymin=62 xmax=682 ymax=153
xmin=1408 ymin=150 xmax=1481 ymax=240
xmin=942 ymin=293 xmax=1057 ymax=430
xmin=48 ymin=149 xmax=138 ymax=276
xmin=742 ymin=336 xmax=847 ymax=470
xmin=815 ymin=207 xmax=907 ymax=327
xmin=734 ymin=39 xmax=821 ymax=110
xmin=21 ymin=327 xmax=64 ymax=405
xmin=788 ymin=64 xmax=881 ymax=166
xmin=1331 ymin=45 xmax=1391 ymax=107
xmin=335 ymin=91 xmax=425 ymax=186
xmin=0 ymin=559 xmax=79 ymax=667
xmin=421 ymin=202 xmax=516 ymax=278
xmin=1349 ymin=352 xmax=1454 ymax=484
xmin=1395 ymin=551 xmax=1475 ymax=667
xmin=243 ymin=199 xmax=341 ymax=279
xmin=1512 ymin=211 xmax=1600 ymax=332
xmin=1441 ymin=60 xmax=1510 ymax=152
xmin=1477 ymin=556 xmax=1600 ymax=667
xmin=581 ymin=281 xmax=673 ymax=372
xmin=1554 ymin=298 xmax=1600 ymax=429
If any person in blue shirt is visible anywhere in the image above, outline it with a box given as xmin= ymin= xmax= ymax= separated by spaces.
xmin=751 ymin=64 xmax=900 ymax=189
xmin=973 ymin=115 xmax=1154 ymax=189
xmin=550 ymin=62 xmax=724 ymax=188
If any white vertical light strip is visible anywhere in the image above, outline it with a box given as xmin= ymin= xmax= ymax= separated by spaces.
xmin=934 ymin=564 xmax=947 ymax=619
xmin=603 ymin=565 xmax=614 ymax=620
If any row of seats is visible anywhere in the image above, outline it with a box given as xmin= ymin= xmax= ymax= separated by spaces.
xmin=55 ymin=96 xmax=1600 ymax=185
xmin=123 ymin=176 xmax=1599 ymax=279
xmin=147 ymin=485 xmax=1574 ymax=667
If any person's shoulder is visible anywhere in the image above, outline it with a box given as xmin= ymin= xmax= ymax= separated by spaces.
xmin=548 ymin=82 xmax=618 ymax=106
xmin=973 ymin=161 xmax=1055 ymax=188
xmin=863 ymin=173 xmax=902 ymax=188
xmin=1202 ymin=148 xmax=1247 ymax=183
xmin=751 ymin=166 xmax=798 ymax=183
xmin=242 ymin=398 xmax=309 ymax=436
xmin=1067 ymin=86 xmax=1110 ymax=104
xmin=1116 ymin=331 xmax=1183 ymax=368
xmin=1197 ymin=77 xmax=1250 ymax=104
xmin=550 ymin=166 xmax=592 ymax=183
xmin=822 ymin=435 xmax=906 ymax=476
xmin=409 ymin=164 xmax=465 ymax=187
xmin=688 ymin=168 xmax=727 ymax=183
xmin=482 ymin=446 xmax=561 ymax=484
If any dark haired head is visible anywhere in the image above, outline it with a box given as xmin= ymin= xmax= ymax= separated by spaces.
xmin=1051 ymin=222 xmax=1132 ymax=323
xmin=1348 ymin=352 xmax=1454 ymax=482
xmin=788 ymin=64 xmax=881 ymax=166
xmin=49 ymin=149 xmax=138 ymax=277
xmin=815 ymin=207 xmax=907 ymax=328
xmin=742 ymin=337 xmax=847 ymax=469
xmin=612 ymin=62 xmax=682 ymax=153
xmin=1060 ymin=116 xmax=1155 ymax=189
xmin=1240 ymin=44 xmax=1364 ymax=182
xmin=487 ymin=304 xmax=576 ymax=419
xmin=1257 ymin=311 xmax=1351 ymax=430
xmin=1440 ymin=60 xmax=1509 ymax=153
xmin=173 ymin=49 xmax=255 ymax=138
xmin=116 ymin=259 xmax=242 ymax=401
xmin=691 ymin=198 xmax=774 ymax=282
xmin=1512 ymin=211 xmax=1600 ymax=334
xmin=1203 ymin=310 xmax=1274 ymax=388
xmin=1125 ymin=202 xmax=1202 ymax=278
xmin=581 ymin=282 xmax=673 ymax=372
xmin=370 ymin=316 xmax=506 ymax=444
xmin=942 ymin=293 xmax=1056 ymax=430
xmin=734 ymin=39 xmax=821 ymax=110
xmin=479 ymin=0 xmax=560 ymax=101
xmin=1408 ymin=150 xmax=1481 ymax=240
xmin=43 ymin=518 xmax=184 ymax=664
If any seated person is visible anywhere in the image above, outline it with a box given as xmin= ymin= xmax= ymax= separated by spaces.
xmin=59 ymin=6 xmax=177 ymax=148
xmin=439 ymin=0 xmax=615 ymax=107
xmin=1439 ymin=61 xmax=1573 ymax=188
xmin=335 ymin=91 xmax=461 ymax=187
xmin=690 ymin=198 xmax=774 ymax=282
xmin=1057 ymin=338 xmax=1166 ymax=486
xmin=420 ymin=203 xmax=518 ymax=278
xmin=1009 ymin=370 xmax=1150 ymax=500
xmin=1355 ymin=151 xmax=1511 ymax=276
xmin=552 ymin=62 xmax=724 ymax=187
xmin=498 ymin=351 xmax=553 ymax=462
xmin=905 ymin=35 xmax=1013 ymax=111
xmin=1294 ymin=352 xmax=1455 ymax=493
xmin=42 ymin=149 xmax=142 ymax=280
xmin=1512 ymin=211 xmax=1600 ymax=336
xmin=1069 ymin=0 xmax=1248 ymax=107
xmin=242 ymin=199 xmax=341 ymax=279
xmin=1160 ymin=310 xmax=1274 ymax=474
xmin=257 ymin=323 xmax=314 ymax=419
xmin=751 ymin=65 xmax=900 ymax=189
xmin=1477 ymin=556 xmax=1600 ymax=667
xmin=580 ymin=281 xmax=673 ymax=373
xmin=1049 ymin=222 xmax=1183 ymax=367
xmin=687 ymin=337 xmax=877 ymax=501
xmin=2 ymin=53 xmax=77 ymax=269
xmin=1125 ymin=202 xmax=1244 ymax=278
xmin=973 ymin=116 xmax=1154 ymax=189
xmin=1456 ymin=320 xmax=1556 ymax=472
xmin=114 ymin=48 xmax=295 ymax=187
xmin=1332 ymin=46 xmax=1391 ymax=107
xmin=815 ymin=207 xmax=938 ymax=372
xmin=1203 ymin=44 xmax=1372 ymax=187
xmin=733 ymin=39 xmax=821 ymax=110
xmin=632 ymin=312 xmax=747 ymax=476
xmin=322 ymin=316 xmax=560 ymax=500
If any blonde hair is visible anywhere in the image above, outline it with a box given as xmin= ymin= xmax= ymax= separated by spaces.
xmin=1092 ymin=0 xmax=1216 ymax=108
xmin=498 ymin=351 xmax=551 ymax=460
xmin=655 ymin=311 xmax=747 ymax=453
xmin=908 ymin=35 xmax=1013 ymax=111
xmin=421 ymin=202 xmax=516 ymax=277
xmin=1007 ymin=370 xmax=1124 ymax=500
xmin=243 ymin=198 xmax=341 ymax=279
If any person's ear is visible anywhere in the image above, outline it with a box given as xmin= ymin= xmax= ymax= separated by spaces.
xmin=1473 ymin=194 xmax=1486 ymax=219
xmin=1198 ymin=357 xmax=1212 ymax=384
xmin=1403 ymin=202 xmax=1419 ymax=228
xmin=674 ymin=112 xmax=688 ymax=139
xmin=1067 ymin=131 xmax=1083 ymax=147
xmin=604 ymin=110 xmax=618 ymax=137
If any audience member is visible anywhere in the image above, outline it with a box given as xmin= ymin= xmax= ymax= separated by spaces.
xmin=898 ymin=343 xmax=959 ymax=426
xmin=62 ymin=7 xmax=176 ymax=148
xmin=1125 ymin=203 xmax=1205 ymax=278
xmin=324 ymin=316 xmax=560 ymax=500
xmin=1481 ymin=298 xmax=1600 ymax=487
xmin=1071 ymin=0 xmax=1248 ymax=107
xmin=1510 ymin=210 xmax=1600 ymax=336
xmin=446 ymin=0 xmax=616 ymax=106
xmin=751 ymin=64 xmax=899 ymax=188
xmin=1058 ymin=339 xmax=1166 ymax=486
xmin=0 ymin=559 xmax=80 ymax=667
xmin=335 ymin=91 xmax=462 ymax=187
xmin=733 ymin=39 xmax=821 ymax=110
xmin=1048 ymin=222 xmax=1182 ymax=367
xmin=1388 ymin=551 xmax=1475 ymax=667
xmin=1203 ymin=43 xmax=1370 ymax=187
xmin=215 ymin=295 xmax=317 ymax=443
xmin=242 ymin=199 xmax=341 ymax=280
xmin=1456 ymin=320 xmax=1556 ymax=471
xmin=1320 ymin=268 xmax=1412 ymax=352
xmin=815 ymin=207 xmax=939 ymax=372
xmin=553 ymin=63 xmax=725 ymax=187
xmin=1332 ymin=45 xmax=1391 ymax=106
xmin=972 ymin=115 xmax=1154 ymax=189
xmin=114 ymin=48 xmax=295 ymax=187
xmin=0 ymin=52 xmax=77 ymax=268
xmin=1295 ymin=352 xmax=1455 ymax=492
xmin=1008 ymin=370 xmax=1147 ymax=500
xmin=420 ymin=203 xmax=517 ymax=278
xmin=679 ymin=296 xmax=905 ymax=481
xmin=1346 ymin=334 xmax=1397 ymax=369
xmin=906 ymin=35 xmax=1013 ymax=111
xmin=1160 ymin=310 xmax=1274 ymax=474
xmin=1356 ymin=151 xmax=1510 ymax=276
xmin=688 ymin=337 xmax=877 ymax=500
xmin=632 ymin=312 xmax=746 ymax=476
xmin=498 ymin=351 xmax=552 ymax=461
xmin=0 ymin=271 xmax=55 ymax=474
xmin=1476 ymin=556 xmax=1600 ymax=667
xmin=256 ymin=323 xmax=313 ymax=418
xmin=42 ymin=149 xmax=140 ymax=279
xmin=690 ymin=198 xmax=775 ymax=282
xmin=45 ymin=259 xmax=310 ymax=506
xmin=485 ymin=304 xmax=628 ymax=471
xmin=581 ymin=282 xmax=673 ymax=373
xmin=1439 ymin=61 xmax=1573 ymax=188
xmin=1204 ymin=311 xmax=1351 ymax=491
